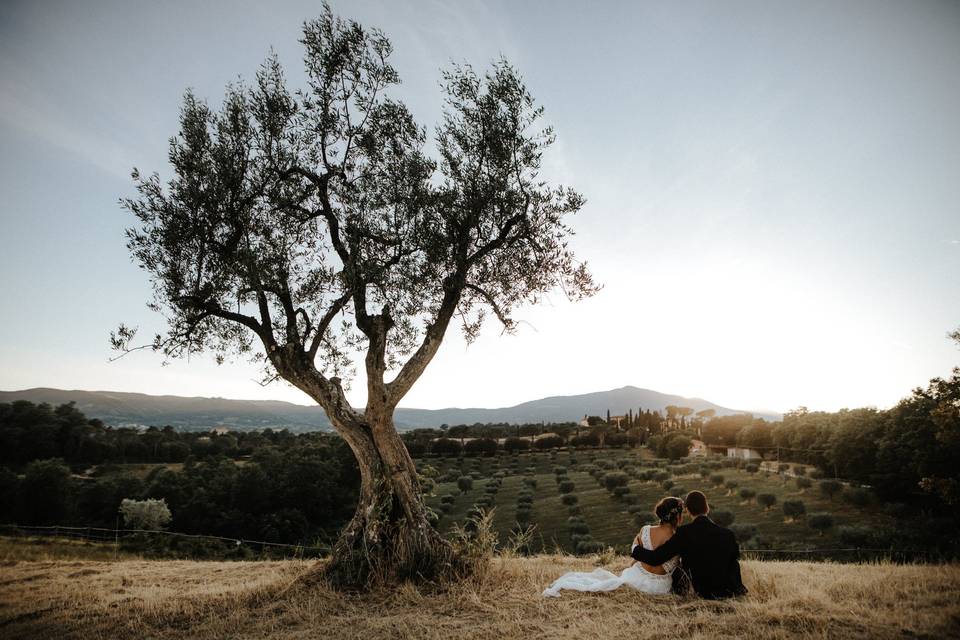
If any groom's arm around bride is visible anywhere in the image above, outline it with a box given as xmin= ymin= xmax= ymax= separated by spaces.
xmin=631 ymin=490 xmax=747 ymax=600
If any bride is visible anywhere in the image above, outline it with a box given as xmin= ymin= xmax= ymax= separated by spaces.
xmin=542 ymin=496 xmax=684 ymax=597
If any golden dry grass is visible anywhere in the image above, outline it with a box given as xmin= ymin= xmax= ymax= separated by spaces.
xmin=1 ymin=553 xmax=958 ymax=640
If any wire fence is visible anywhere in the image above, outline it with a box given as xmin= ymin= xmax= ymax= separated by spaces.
xmin=2 ymin=524 xmax=948 ymax=563
xmin=738 ymin=546 xmax=952 ymax=563
xmin=0 ymin=523 xmax=330 ymax=558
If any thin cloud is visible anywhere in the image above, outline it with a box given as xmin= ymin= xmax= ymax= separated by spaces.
xmin=0 ymin=60 xmax=132 ymax=180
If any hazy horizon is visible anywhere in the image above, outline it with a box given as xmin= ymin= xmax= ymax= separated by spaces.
xmin=0 ymin=383 xmax=785 ymax=415
xmin=2 ymin=0 xmax=958 ymax=415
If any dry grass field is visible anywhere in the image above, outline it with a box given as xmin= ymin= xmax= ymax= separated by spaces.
xmin=2 ymin=548 xmax=959 ymax=640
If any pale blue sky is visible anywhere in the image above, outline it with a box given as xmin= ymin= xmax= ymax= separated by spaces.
xmin=1 ymin=0 xmax=958 ymax=414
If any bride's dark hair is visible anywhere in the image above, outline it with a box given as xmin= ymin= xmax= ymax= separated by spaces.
xmin=655 ymin=496 xmax=684 ymax=526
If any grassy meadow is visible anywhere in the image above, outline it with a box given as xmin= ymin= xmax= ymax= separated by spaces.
xmin=421 ymin=448 xmax=896 ymax=555
xmin=1 ymin=548 xmax=958 ymax=639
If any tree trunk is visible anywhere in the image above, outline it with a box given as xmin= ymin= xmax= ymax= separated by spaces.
xmin=308 ymin=412 xmax=463 ymax=588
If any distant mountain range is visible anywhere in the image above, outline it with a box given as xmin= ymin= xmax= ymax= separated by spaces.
xmin=0 ymin=386 xmax=780 ymax=432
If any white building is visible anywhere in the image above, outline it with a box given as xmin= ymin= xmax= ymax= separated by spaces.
xmin=726 ymin=447 xmax=763 ymax=460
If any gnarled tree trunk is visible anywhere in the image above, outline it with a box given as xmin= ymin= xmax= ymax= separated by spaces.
xmin=282 ymin=354 xmax=464 ymax=589
xmin=319 ymin=414 xmax=459 ymax=587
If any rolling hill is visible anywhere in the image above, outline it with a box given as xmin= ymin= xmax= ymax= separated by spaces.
xmin=0 ymin=386 xmax=780 ymax=431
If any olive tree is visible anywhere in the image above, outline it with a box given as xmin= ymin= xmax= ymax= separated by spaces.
xmin=119 ymin=498 xmax=172 ymax=530
xmin=113 ymin=6 xmax=595 ymax=587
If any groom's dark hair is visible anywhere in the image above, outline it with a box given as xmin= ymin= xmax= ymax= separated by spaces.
xmin=685 ymin=490 xmax=709 ymax=516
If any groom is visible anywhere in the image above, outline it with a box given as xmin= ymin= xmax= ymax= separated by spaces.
xmin=631 ymin=490 xmax=747 ymax=599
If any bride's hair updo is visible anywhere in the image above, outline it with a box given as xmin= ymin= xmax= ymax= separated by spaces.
xmin=655 ymin=496 xmax=684 ymax=526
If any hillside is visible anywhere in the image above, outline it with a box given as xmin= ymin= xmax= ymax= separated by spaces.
xmin=423 ymin=449 xmax=893 ymax=555
xmin=0 ymin=386 xmax=779 ymax=431
xmin=0 ymin=552 xmax=957 ymax=639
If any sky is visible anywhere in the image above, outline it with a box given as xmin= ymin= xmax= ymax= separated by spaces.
xmin=0 ymin=0 xmax=958 ymax=415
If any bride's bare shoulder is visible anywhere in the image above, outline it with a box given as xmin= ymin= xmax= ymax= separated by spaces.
xmin=649 ymin=524 xmax=674 ymax=546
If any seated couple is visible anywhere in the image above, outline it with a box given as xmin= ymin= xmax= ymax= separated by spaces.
xmin=543 ymin=490 xmax=747 ymax=600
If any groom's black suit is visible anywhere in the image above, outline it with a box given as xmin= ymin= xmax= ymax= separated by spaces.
xmin=631 ymin=514 xmax=747 ymax=599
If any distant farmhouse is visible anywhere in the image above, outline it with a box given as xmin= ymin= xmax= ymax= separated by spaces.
xmin=725 ymin=446 xmax=764 ymax=460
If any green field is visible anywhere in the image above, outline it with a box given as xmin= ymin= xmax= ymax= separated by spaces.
xmin=419 ymin=448 xmax=896 ymax=555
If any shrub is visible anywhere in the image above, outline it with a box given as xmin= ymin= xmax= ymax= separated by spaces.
xmin=842 ymin=487 xmax=873 ymax=507
xmin=119 ymin=498 xmax=171 ymax=530
xmin=796 ymin=477 xmax=813 ymax=490
xmin=794 ymin=465 xmax=807 ymax=476
xmin=553 ymin=466 xmax=567 ymax=476
xmin=457 ymin=476 xmax=474 ymax=494
xmin=567 ymin=505 xmax=581 ymax=516
xmin=653 ymin=470 xmax=671 ymax=483
xmin=777 ymin=463 xmax=791 ymax=474
xmin=439 ymin=502 xmax=452 ymax=513
xmin=809 ymin=468 xmax=825 ymax=479
xmin=627 ymin=504 xmax=645 ymax=515
xmin=464 ymin=437 xmax=498 ymax=456
xmin=561 ymin=493 xmax=578 ymax=506
xmin=744 ymin=463 xmax=759 ymax=474
xmin=558 ymin=480 xmax=575 ymax=494
xmin=570 ymin=433 xmax=600 ymax=448
xmin=568 ymin=520 xmax=590 ymax=535
xmin=730 ymin=523 xmax=757 ymax=542
xmin=523 ymin=477 xmax=538 ymax=489
xmin=665 ymin=435 xmax=692 ymax=460
xmin=808 ymin=513 xmax=834 ymax=536
xmin=710 ymin=474 xmax=725 ymax=486
xmin=503 ymin=437 xmax=530 ymax=452
xmin=534 ymin=435 xmax=564 ymax=450
xmin=739 ymin=488 xmax=756 ymax=501
xmin=725 ymin=480 xmax=739 ymax=492
xmin=782 ymin=499 xmax=806 ymax=519
xmin=671 ymin=486 xmax=686 ymax=497
xmin=712 ymin=510 xmax=735 ymax=527
xmin=431 ymin=438 xmax=462 ymax=456
xmin=440 ymin=493 xmax=456 ymax=505
xmin=419 ymin=476 xmax=436 ymax=494
xmin=517 ymin=494 xmax=534 ymax=505
xmin=612 ymin=486 xmax=630 ymax=499
xmin=662 ymin=479 xmax=675 ymax=491
xmin=757 ymin=493 xmax=777 ymax=510
xmin=603 ymin=472 xmax=629 ymax=491
xmin=576 ymin=538 xmax=605 ymax=555
xmin=819 ymin=480 xmax=842 ymax=501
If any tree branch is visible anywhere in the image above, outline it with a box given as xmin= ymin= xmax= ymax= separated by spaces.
xmin=308 ymin=291 xmax=352 ymax=360
xmin=465 ymin=283 xmax=514 ymax=331
xmin=385 ymin=276 xmax=463 ymax=405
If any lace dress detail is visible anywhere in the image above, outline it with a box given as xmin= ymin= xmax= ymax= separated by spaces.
xmin=542 ymin=525 xmax=677 ymax=597
xmin=636 ymin=525 xmax=680 ymax=574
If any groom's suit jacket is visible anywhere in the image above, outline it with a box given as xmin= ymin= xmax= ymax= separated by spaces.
xmin=631 ymin=515 xmax=747 ymax=599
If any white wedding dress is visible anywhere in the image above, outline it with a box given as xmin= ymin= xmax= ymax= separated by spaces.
xmin=542 ymin=525 xmax=679 ymax=597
